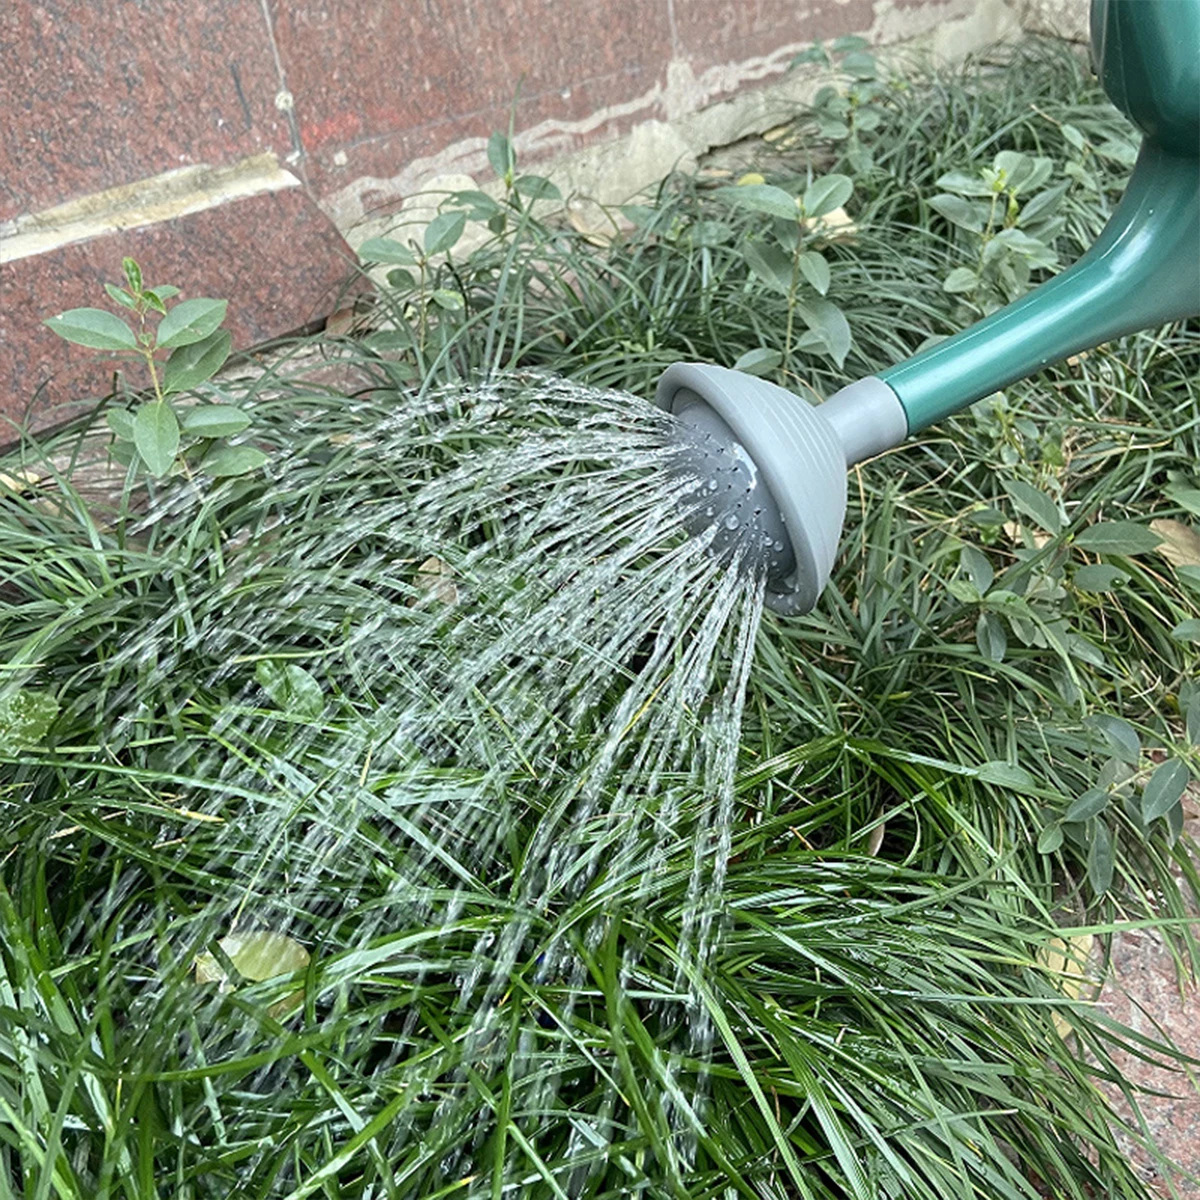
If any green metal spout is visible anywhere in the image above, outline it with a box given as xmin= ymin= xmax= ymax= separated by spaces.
xmin=881 ymin=139 xmax=1200 ymax=433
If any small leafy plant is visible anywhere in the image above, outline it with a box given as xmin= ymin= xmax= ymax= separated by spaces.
xmin=791 ymin=36 xmax=899 ymax=174
xmin=45 ymin=258 xmax=265 ymax=479
xmin=931 ymin=150 xmax=1067 ymax=313
xmin=714 ymin=171 xmax=856 ymax=370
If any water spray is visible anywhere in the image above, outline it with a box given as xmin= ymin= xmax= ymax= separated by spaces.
xmin=659 ymin=0 xmax=1200 ymax=615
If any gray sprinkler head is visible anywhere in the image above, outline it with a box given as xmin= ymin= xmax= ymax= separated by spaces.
xmin=656 ymin=363 xmax=907 ymax=615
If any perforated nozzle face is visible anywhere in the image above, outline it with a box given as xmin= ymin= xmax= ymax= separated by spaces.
xmin=657 ymin=363 xmax=850 ymax=615
xmin=671 ymin=388 xmax=797 ymax=584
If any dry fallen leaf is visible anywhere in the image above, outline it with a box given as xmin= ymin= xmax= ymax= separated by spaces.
xmin=195 ymin=929 xmax=311 ymax=1017
xmin=1038 ymin=932 xmax=1096 ymax=1038
xmin=411 ymin=555 xmax=459 ymax=606
xmin=1150 ymin=518 xmax=1200 ymax=568
xmin=1003 ymin=520 xmax=1052 ymax=549
xmin=802 ymin=205 xmax=858 ymax=245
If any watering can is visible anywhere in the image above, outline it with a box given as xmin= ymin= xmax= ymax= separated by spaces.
xmin=657 ymin=0 xmax=1200 ymax=615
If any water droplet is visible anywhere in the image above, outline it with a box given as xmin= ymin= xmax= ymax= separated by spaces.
xmin=723 ymin=514 xmax=740 ymax=531
xmin=774 ymin=540 xmax=784 ymax=551
xmin=706 ymin=478 xmax=719 ymax=492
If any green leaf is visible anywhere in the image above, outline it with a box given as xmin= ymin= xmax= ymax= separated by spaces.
xmin=935 ymin=170 xmax=994 ymax=197
xmin=1087 ymin=821 xmax=1114 ymax=895
xmin=133 ymin=401 xmax=180 ymax=477
xmin=975 ymin=612 xmax=1007 ymax=662
xmin=255 ymin=661 xmax=323 ymax=719
xmin=716 ymin=184 xmax=799 ymax=220
xmin=943 ymin=267 xmax=978 ymax=294
xmin=1086 ymin=714 xmax=1140 ymax=764
xmin=1186 ymin=694 xmax=1200 ymax=746
xmin=742 ymin=241 xmax=793 ymax=294
xmin=1018 ymin=182 xmax=1069 ymax=227
xmin=181 ymin=404 xmax=251 ymax=438
xmin=1141 ymin=759 xmax=1189 ymax=823
xmin=1073 ymin=520 xmax=1161 ymax=555
xmin=960 ymin=545 xmax=994 ymax=593
xmin=1037 ymin=823 xmax=1064 ymax=854
xmin=929 ymin=194 xmax=986 ymax=232
xmin=156 ymin=298 xmax=229 ymax=349
xmin=839 ymin=52 xmax=876 ymax=80
xmin=1064 ymin=787 xmax=1109 ymax=824
xmin=150 ymin=284 xmax=181 ymax=300
xmin=830 ymin=34 xmax=867 ymax=52
xmin=357 ymin=236 xmax=418 ymax=265
xmin=44 ymin=308 xmax=138 ymax=351
xmin=142 ymin=289 xmax=169 ymax=316
xmin=106 ymin=408 xmax=135 ymax=440
xmin=122 ymin=257 xmax=143 ymax=294
xmin=977 ymin=761 xmax=1037 ymax=792
xmin=514 ymin=174 xmax=561 ymax=201
xmin=1073 ymin=563 xmax=1129 ymax=591
xmin=105 ymin=283 xmax=139 ymax=310
xmin=204 ymin=445 xmax=269 ymax=477
xmin=487 ymin=131 xmax=515 ymax=181
xmin=424 ymin=210 xmax=467 ymax=257
xmin=1167 ymin=486 xmax=1200 ymax=516
xmin=732 ymin=348 xmax=783 ymax=377
xmin=1003 ymin=479 xmax=1062 ymax=534
xmin=802 ymin=174 xmax=853 ymax=219
xmin=430 ymin=288 xmax=465 ymax=311
xmin=1170 ymin=618 xmax=1200 ymax=643
xmin=163 ymin=329 xmax=232 ymax=395
xmin=797 ymin=250 xmax=831 ymax=295
xmin=386 ymin=268 xmax=415 ymax=290
xmin=795 ymin=298 xmax=851 ymax=367
xmin=0 ymin=690 xmax=59 ymax=750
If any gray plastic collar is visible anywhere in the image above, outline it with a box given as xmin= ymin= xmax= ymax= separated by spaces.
xmin=818 ymin=376 xmax=909 ymax=467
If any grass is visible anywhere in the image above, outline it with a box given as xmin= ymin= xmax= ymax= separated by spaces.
xmin=2 ymin=40 xmax=1200 ymax=1200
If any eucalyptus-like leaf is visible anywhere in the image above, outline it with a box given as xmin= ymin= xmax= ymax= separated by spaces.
xmin=732 ymin=347 xmax=783 ymax=377
xmin=716 ymin=184 xmax=799 ymax=221
xmin=424 ymin=210 xmax=467 ymax=257
xmin=181 ymin=404 xmax=251 ymax=438
xmin=357 ymin=237 xmax=418 ymax=265
xmin=133 ymin=401 xmax=180 ymax=478
xmin=163 ymin=330 xmax=232 ymax=395
xmin=156 ymin=298 xmax=228 ymax=349
xmin=1141 ymin=759 xmax=1189 ymax=823
xmin=255 ymin=660 xmax=323 ymax=718
xmin=204 ymin=445 xmax=269 ymax=478
xmin=45 ymin=308 xmax=138 ymax=351
xmin=802 ymin=174 xmax=853 ymax=219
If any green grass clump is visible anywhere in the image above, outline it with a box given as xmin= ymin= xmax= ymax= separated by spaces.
xmin=2 ymin=40 xmax=1199 ymax=1200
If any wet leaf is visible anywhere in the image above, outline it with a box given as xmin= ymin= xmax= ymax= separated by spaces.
xmin=195 ymin=930 xmax=310 ymax=1016
xmin=255 ymin=661 xmax=324 ymax=718
xmin=0 ymin=690 xmax=59 ymax=750
xmin=943 ymin=267 xmax=978 ymax=294
xmin=1073 ymin=563 xmax=1128 ymax=592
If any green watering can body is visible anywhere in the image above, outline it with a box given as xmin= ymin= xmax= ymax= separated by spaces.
xmin=881 ymin=0 xmax=1200 ymax=432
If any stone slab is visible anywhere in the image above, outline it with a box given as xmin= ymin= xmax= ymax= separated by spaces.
xmin=0 ymin=0 xmax=289 ymax=223
xmin=0 ymin=188 xmax=362 ymax=431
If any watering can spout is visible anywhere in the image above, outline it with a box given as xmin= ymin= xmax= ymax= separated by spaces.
xmin=656 ymin=0 xmax=1200 ymax=616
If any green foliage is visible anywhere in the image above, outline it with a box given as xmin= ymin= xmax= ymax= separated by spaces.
xmin=5 ymin=43 xmax=1199 ymax=1200
xmin=44 ymin=258 xmax=259 ymax=480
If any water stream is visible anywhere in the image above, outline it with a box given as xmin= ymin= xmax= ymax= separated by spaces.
xmin=41 ymin=372 xmax=770 ymax=1189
